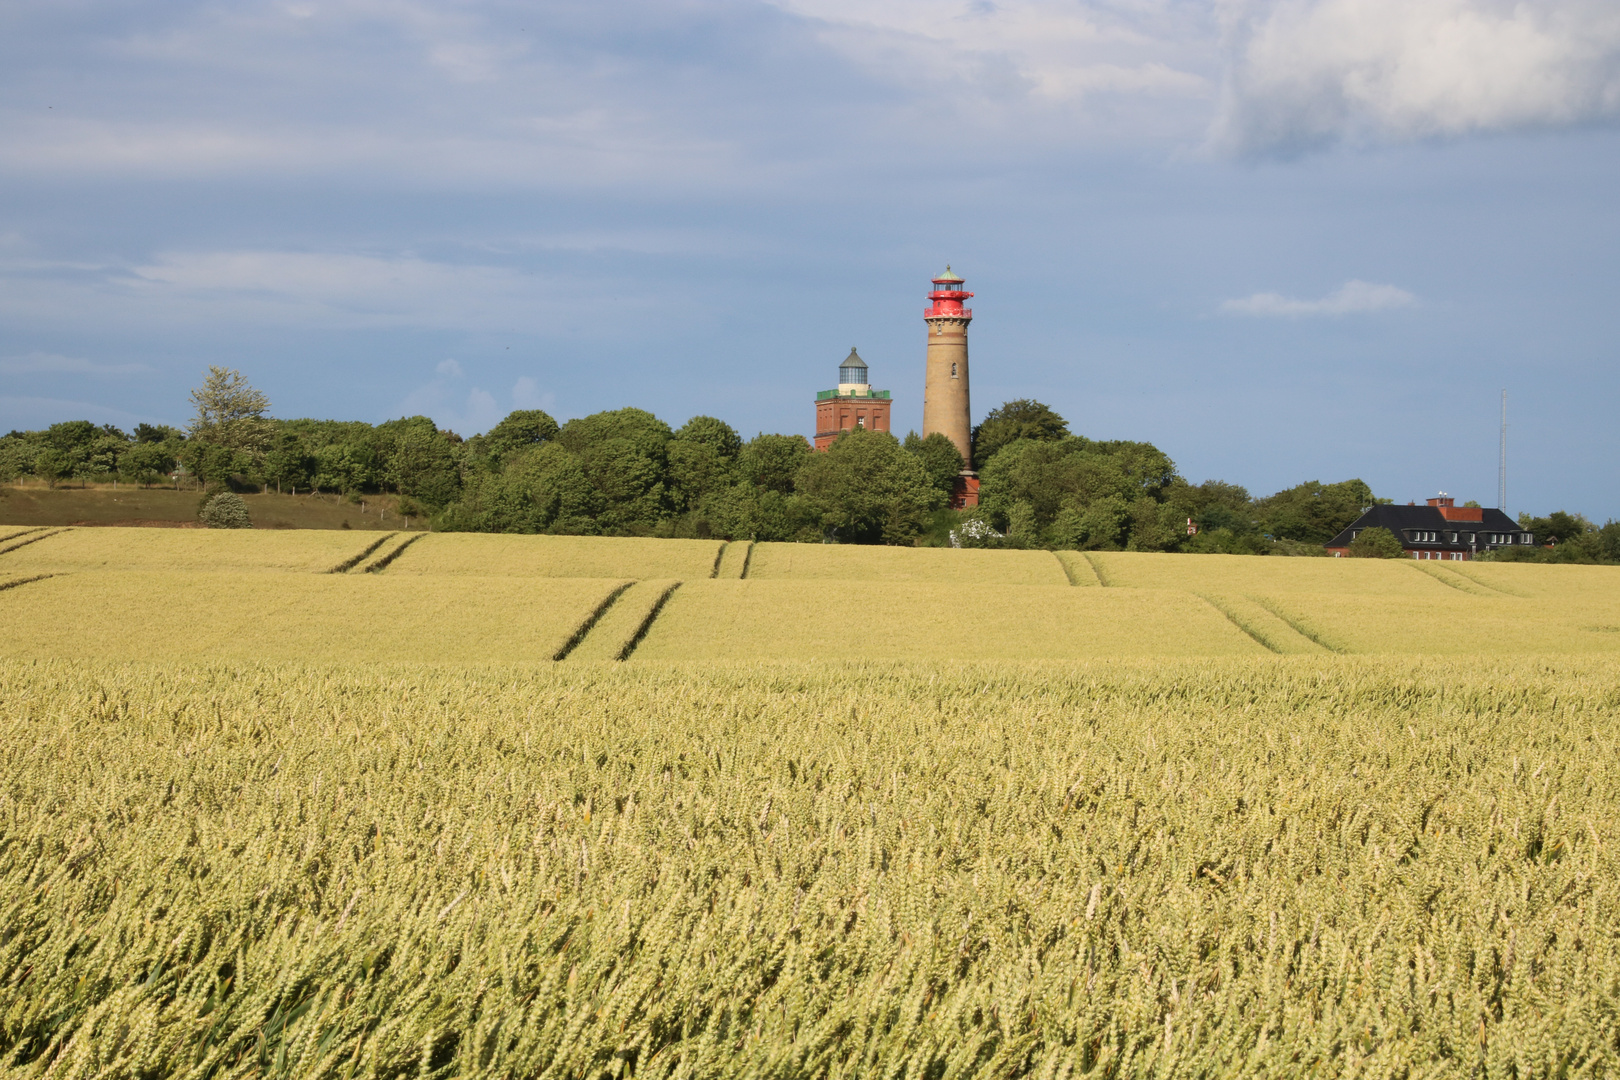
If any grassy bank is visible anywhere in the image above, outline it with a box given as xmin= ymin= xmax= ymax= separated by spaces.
xmin=0 ymin=483 xmax=418 ymax=530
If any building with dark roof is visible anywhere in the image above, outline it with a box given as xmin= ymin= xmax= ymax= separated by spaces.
xmin=1326 ymin=496 xmax=1535 ymax=560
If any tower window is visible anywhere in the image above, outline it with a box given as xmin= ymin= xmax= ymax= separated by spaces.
xmin=951 ymin=363 xmax=957 ymax=377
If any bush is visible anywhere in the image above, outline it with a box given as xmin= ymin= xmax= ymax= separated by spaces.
xmin=199 ymin=492 xmax=252 ymax=529
xmin=1347 ymin=526 xmax=1403 ymax=558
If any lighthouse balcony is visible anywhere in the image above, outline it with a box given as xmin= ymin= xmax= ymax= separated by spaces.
xmin=817 ymin=388 xmax=890 ymax=401
xmin=924 ymin=306 xmax=973 ymax=319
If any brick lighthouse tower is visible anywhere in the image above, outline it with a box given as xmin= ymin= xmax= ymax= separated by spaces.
xmin=922 ymin=266 xmax=978 ymax=507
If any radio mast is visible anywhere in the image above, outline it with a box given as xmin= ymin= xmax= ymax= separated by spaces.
xmin=1498 ymin=389 xmax=1507 ymax=514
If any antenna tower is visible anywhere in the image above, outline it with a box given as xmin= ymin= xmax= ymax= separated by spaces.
xmin=1498 ymin=389 xmax=1507 ymax=514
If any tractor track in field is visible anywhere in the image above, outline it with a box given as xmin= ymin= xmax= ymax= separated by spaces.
xmin=362 ymin=534 xmax=424 ymax=573
xmin=617 ymin=582 xmax=682 ymax=660
xmin=0 ymin=573 xmax=58 ymax=594
xmin=0 ymin=528 xmax=70 ymax=556
xmin=327 ymin=532 xmax=397 ymax=573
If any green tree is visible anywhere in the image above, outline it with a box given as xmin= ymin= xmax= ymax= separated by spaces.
xmin=87 ymin=430 xmax=128 ymax=479
xmin=903 ymin=431 xmax=965 ymax=500
xmin=1347 ymin=526 xmax=1404 ymax=558
xmin=1048 ymin=496 xmax=1129 ymax=550
xmin=555 ymin=408 xmax=673 ymax=532
xmin=674 ymin=415 xmax=743 ymax=459
xmin=668 ymin=416 xmax=742 ymax=512
xmin=262 ymin=430 xmax=315 ymax=492
xmin=126 ymin=439 xmax=180 ymax=483
xmin=312 ymin=441 xmax=375 ymax=495
xmin=134 ymin=423 xmax=183 ymax=444
xmin=737 ymin=433 xmax=811 ymax=494
xmin=795 ymin=429 xmax=942 ymax=544
xmin=33 ymin=449 xmax=67 ymax=488
xmin=1522 ymin=511 xmax=1588 ymax=547
xmin=971 ymin=399 xmax=1068 ymax=470
xmin=978 ymin=436 xmax=1179 ymax=548
xmin=482 ymin=410 xmax=559 ymax=464
xmin=378 ymin=418 xmax=461 ymax=509
xmin=698 ymin=485 xmax=819 ymax=542
xmin=1598 ymin=521 xmax=1620 ymax=562
xmin=188 ymin=367 xmax=272 ymax=453
xmin=443 ymin=442 xmax=599 ymax=534
xmin=1254 ymin=479 xmax=1377 ymax=543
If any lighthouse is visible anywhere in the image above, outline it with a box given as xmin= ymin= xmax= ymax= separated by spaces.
xmin=922 ymin=267 xmax=977 ymax=504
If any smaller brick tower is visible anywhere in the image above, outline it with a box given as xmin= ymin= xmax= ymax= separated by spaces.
xmin=814 ymin=348 xmax=892 ymax=450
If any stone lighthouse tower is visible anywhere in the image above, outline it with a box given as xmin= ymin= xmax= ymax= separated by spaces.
xmin=922 ymin=266 xmax=974 ymax=479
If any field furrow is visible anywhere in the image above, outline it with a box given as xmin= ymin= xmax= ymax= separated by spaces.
xmin=713 ymin=540 xmax=752 ymax=579
xmin=1200 ymin=593 xmax=1327 ymax=653
xmin=565 ymin=579 xmax=684 ymax=661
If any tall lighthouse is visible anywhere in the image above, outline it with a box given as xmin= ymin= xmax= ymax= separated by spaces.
xmin=922 ymin=266 xmax=973 ymax=468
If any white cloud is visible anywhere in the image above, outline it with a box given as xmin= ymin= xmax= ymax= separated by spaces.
xmin=511 ymin=375 xmax=553 ymax=411
xmin=768 ymin=0 xmax=1212 ymax=104
xmin=397 ymin=361 xmax=502 ymax=435
xmin=1221 ymin=279 xmax=1418 ymax=316
xmin=1216 ymin=0 xmax=1620 ymax=155
xmin=0 ymin=246 xmax=679 ymax=337
xmin=0 ymin=351 xmax=149 ymax=375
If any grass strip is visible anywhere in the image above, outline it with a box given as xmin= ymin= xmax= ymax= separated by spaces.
xmin=1197 ymin=594 xmax=1282 ymax=654
xmin=739 ymin=542 xmax=755 ymax=579
xmin=1082 ymin=552 xmax=1111 ymax=586
xmin=618 ymin=581 xmax=683 ymax=660
xmin=1052 ymin=550 xmax=1080 ymax=586
xmin=710 ymin=542 xmax=728 ymax=579
xmin=553 ymin=582 xmax=635 ymax=661
xmin=363 ymin=534 xmax=424 ymax=574
xmin=0 ymin=573 xmax=56 ymax=593
xmin=1407 ymin=561 xmax=1492 ymax=596
xmin=1249 ymin=594 xmax=1346 ymax=654
xmin=0 ymin=527 xmax=44 ymax=545
xmin=326 ymin=532 xmax=397 ymax=574
xmin=1444 ymin=564 xmax=1531 ymax=597
xmin=0 ymin=528 xmax=69 ymax=556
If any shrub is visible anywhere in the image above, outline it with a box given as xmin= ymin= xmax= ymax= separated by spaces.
xmin=199 ymin=492 xmax=252 ymax=529
xmin=1347 ymin=526 xmax=1403 ymax=558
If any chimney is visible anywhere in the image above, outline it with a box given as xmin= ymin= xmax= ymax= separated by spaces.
xmin=1428 ymin=492 xmax=1483 ymax=521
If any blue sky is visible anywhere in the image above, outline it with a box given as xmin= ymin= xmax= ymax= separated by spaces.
xmin=2 ymin=0 xmax=1617 ymax=518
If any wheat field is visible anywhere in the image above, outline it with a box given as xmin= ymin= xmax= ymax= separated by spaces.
xmin=634 ymin=581 xmax=1263 ymax=660
xmin=383 ymin=533 xmax=725 ymax=580
xmin=4 ymin=528 xmax=1618 ymax=660
xmin=743 ymin=543 xmax=1070 ymax=586
xmin=3 ymin=657 xmax=1619 ymax=1079
xmin=0 ymin=571 xmax=627 ymax=663
xmin=0 ymin=526 xmax=368 ymax=574
xmin=5 ymin=529 xmax=1620 ymax=1076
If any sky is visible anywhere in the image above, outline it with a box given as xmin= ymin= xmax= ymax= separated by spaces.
xmin=2 ymin=0 xmax=1617 ymax=518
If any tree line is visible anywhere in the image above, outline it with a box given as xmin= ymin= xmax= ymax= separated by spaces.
xmin=4 ymin=369 xmax=1615 ymax=558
